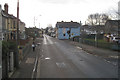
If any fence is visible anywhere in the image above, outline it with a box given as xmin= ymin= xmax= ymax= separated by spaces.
xmin=71 ymin=37 xmax=120 ymax=51
xmin=20 ymin=38 xmax=32 ymax=60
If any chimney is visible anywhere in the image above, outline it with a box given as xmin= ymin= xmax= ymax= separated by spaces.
xmin=80 ymin=21 xmax=82 ymax=25
xmin=4 ymin=3 xmax=8 ymax=14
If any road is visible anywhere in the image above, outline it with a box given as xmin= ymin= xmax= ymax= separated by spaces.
xmin=36 ymin=35 xmax=118 ymax=78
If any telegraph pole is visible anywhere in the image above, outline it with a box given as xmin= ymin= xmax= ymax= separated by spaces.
xmin=34 ymin=16 xmax=36 ymax=27
xmin=16 ymin=0 xmax=19 ymax=68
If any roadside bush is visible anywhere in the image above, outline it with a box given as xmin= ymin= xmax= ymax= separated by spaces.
xmin=2 ymin=41 xmax=9 ymax=54
xmin=2 ymin=41 xmax=17 ymax=54
xmin=8 ymin=41 xmax=17 ymax=51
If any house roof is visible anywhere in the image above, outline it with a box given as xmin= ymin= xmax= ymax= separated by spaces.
xmin=56 ymin=21 xmax=81 ymax=28
xmin=81 ymin=25 xmax=105 ymax=31
xmin=2 ymin=10 xmax=14 ymax=18
xmin=105 ymin=20 xmax=120 ymax=32
xmin=105 ymin=20 xmax=120 ymax=27
xmin=2 ymin=10 xmax=23 ymax=22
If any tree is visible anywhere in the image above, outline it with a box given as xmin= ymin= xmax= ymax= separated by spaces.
xmin=87 ymin=14 xmax=94 ymax=25
xmin=87 ymin=13 xmax=111 ymax=25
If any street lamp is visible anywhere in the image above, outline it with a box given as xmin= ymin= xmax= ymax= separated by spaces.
xmin=95 ymin=30 xmax=98 ymax=47
xmin=34 ymin=15 xmax=41 ymax=28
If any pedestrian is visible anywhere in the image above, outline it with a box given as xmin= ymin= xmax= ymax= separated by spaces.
xmin=32 ymin=42 xmax=35 ymax=51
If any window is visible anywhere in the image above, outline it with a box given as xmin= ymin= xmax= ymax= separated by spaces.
xmin=63 ymin=34 xmax=65 ymax=36
xmin=11 ymin=32 xmax=13 ymax=39
xmin=13 ymin=21 xmax=16 ymax=29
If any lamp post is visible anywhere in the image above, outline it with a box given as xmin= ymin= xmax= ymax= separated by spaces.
xmin=95 ymin=30 xmax=98 ymax=47
xmin=34 ymin=15 xmax=41 ymax=28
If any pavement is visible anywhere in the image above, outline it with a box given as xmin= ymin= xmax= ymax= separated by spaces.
xmin=10 ymin=37 xmax=43 ymax=78
xmin=65 ymin=40 xmax=119 ymax=66
xmin=0 ymin=42 xmax=2 ymax=80
xmin=8 ymin=38 xmax=33 ymax=78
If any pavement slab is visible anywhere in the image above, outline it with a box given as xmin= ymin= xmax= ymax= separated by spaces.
xmin=10 ymin=38 xmax=43 ymax=78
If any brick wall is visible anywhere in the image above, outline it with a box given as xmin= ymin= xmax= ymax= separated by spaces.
xmin=19 ymin=39 xmax=29 ymax=46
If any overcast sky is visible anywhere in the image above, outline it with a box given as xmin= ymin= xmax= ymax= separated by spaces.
xmin=0 ymin=0 xmax=119 ymax=28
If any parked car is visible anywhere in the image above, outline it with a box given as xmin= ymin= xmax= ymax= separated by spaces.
xmin=113 ymin=37 xmax=120 ymax=43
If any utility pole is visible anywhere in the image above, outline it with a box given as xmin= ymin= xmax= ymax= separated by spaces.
xmin=34 ymin=16 xmax=36 ymax=28
xmin=39 ymin=23 xmax=40 ymax=29
xmin=16 ymin=0 xmax=19 ymax=68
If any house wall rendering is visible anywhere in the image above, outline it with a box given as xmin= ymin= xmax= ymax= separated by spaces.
xmin=56 ymin=21 xmax=81 ymax=39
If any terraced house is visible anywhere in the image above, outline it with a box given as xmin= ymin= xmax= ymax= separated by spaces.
xmin=0 ymin=3 xmax=26 ymax=78
xmin=0 ymin=3 xmax=25 ymax=41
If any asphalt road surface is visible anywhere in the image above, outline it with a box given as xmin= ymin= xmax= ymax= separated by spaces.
xmin=36 ymin=35 xmax=118 ymax=78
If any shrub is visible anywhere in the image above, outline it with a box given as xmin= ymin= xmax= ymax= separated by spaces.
xmin=2 ymin=41 xmax=17 ymax=54
xmin=2 ymin=41 xmax=9 ymax=54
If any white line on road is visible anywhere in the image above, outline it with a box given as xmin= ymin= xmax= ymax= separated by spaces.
xmin=103 ymin=59 xmax=117 ymax=66
xmin=47 ymin=36 xmax=53 ymax=44
xmin=56 ymin=62 xmax=66 ymax=68
xmin=45 ymin=57 xmax=51 ymax=60
xmin=36 ymin=58 xmax=41 ymax=78
xmin=76 ymin=46 xmax=82 ymax=50
xmin=33 ymin=58 xmax=38 ymax=72
xmin=43 ymin=36 xmax=47 ymax=44
xmin=31 ymin=56 xmax=38 ymax=78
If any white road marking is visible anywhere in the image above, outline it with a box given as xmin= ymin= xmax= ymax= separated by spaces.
xmin=31 ymin=56 xmax=38 ymax=78
xmin=76 ymin=46 xmax=82 ymax=50
xmin=43 ymin=37 xmax=47 ymax=44
xmin=45 ymin=57 xmax=51 ymax=60
xmin=109 ymin=56 xmax=119 ymax=59
xmin=47 ymin=37 xmax=53 ymax=44
xmin=56 ymin=62 xmax=66 ymax=68
xmin=104 ymin=59 xmax=107 ymax=61
xmin=43 ymin=35 xmax=54 ymax=45
xmin=103 ymin=59 xmax=117 ymax=66
xmin=36 ymin=58 xmax=41 ymax=78
xmin=33 ymin=57 xmax=38 ymax=72
xmin=25 ymin=58 xmax=35 ymax=64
